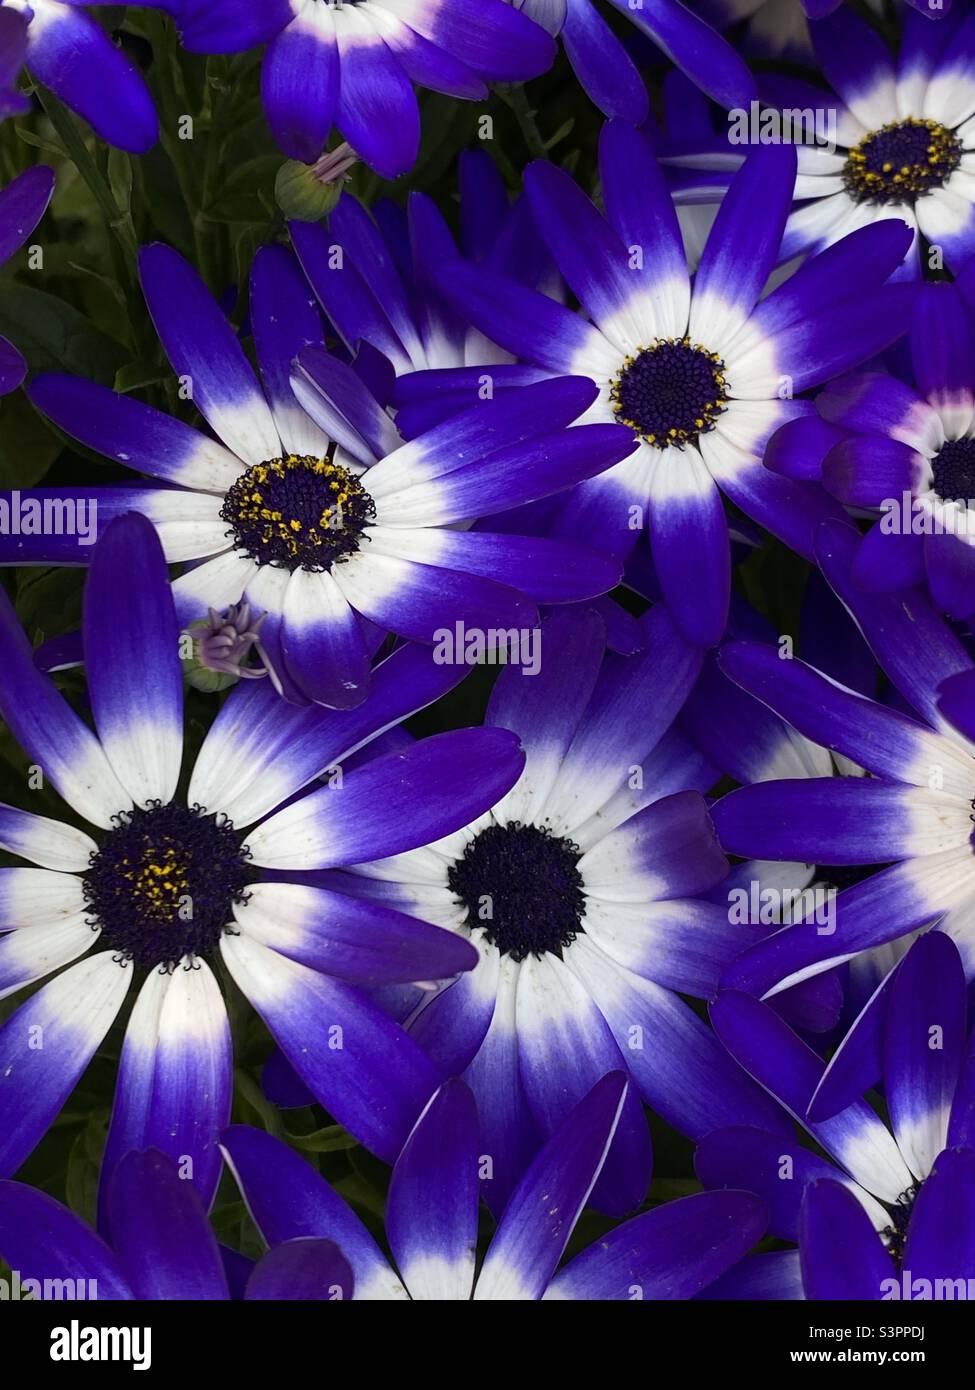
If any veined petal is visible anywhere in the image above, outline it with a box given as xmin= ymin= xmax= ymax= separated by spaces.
xmin=0 ymin=587 xmax=130 ymax=829
xmin=0 ymin=953 xmax=130 ymax=1177
xmin=386 ymin=1079 xmax=479 ymax=1301
xmin=0 ymin=1181 xmax=131 ymax=1300
xmin=545 ymin=1189 xmax=768 ymax=1301
xmin=261 ymin=6 xmax=338 ymax=164
xmin=221 ymin=1124 xmax=407 ymax=1300
xmin=244 ymin=729 xmax=524 ymax=869
xmin=0 ymin=804 xmax=97 ymax=872
xmin=108 ymin=1150 xmax=229 ymax=1300
xmin=139 ymin=243 xmax=280 ymax=466
xmin=23 ymin=1 xmax=158 ymax=152
xmin=83 ymin=513 xmax=184 ymax=807
xmin=474 ymin=1072 xmax=627 ymax=1300
xmin=220 ymin=932 xmax=439 ymax=1163
xmin=885 ymin=933 xmax=966 ymax=1181
xmin=233 ymin=880 xmax=476 ymax=985
xmin=99 ymin=960 xmax=232 ymax=1229
xmin=27 ymin=374 xmax=244 ymax=493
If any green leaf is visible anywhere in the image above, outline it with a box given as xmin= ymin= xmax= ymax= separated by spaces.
xmin=14 ymin=566 xmax=85 ymax=643
xmin=114 ymin=361 xmax=168 ymax=393
xmin=284 ymin=1124 xmax=359 ymax=1154
xmin=107 ymin=148 xmax=133 ymax=215
xmin=648 ymin=1178 xmax=704 ymax=1203
xmin=0 ymin=394 xmax=62 ymax=487
xmin=65 ymin=1108 xmax=108 ymax=1227
xmin=205 ymin=156 xmax=280 ymax=224
xmin=14 ymin=126 xmax=67 ymax=161
xmin=0 ymin=283 xmax=127 ymax=383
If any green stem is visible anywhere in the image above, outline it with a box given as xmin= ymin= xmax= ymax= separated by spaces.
xmin=34 ymin=85 xmax=138 ymax=259
xmin=496 ymin=83 xmax=548 ymax=161
xmin=33 ymin=84 xmax=150 ymax=356
xmin=143 ymin=14 xmax=226 ymax=291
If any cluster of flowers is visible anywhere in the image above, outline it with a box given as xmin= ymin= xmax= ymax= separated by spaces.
xmin=1 ymin=0 xmax=974 ymax=1303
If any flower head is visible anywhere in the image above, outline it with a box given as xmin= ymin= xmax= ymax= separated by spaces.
xmin=0 ymin=510 xmax=526 ymax=1216
xmin=433 ymin=127 xmax=914 ymax=647
xmin=172 ymin=0 xmax=557 ymax=174
xmin=769 ymin=279 xmax=975 ymax=623
xmin=11 ymin=241 xmax=631 ymax=708
xmin=223 ymin=1072 xmax=768 ymax=1300
xmin=699 ymin=934 xmax=975 ymax=1300
xmin=333 ymin=604 xmax=787 ymax=1214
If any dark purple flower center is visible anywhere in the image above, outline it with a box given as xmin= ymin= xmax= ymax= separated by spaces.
xmin=221 ymin=454 xmax=375 ymax=572
xmin=610 ymin=337 xmax=727 ymax=449
xmin=844 ymin=118 xmax=960 ymax=205
xmin=931 ymin=437 xmax=975 ymax=505
xmin=447 ymin=822 xmax=586 ymax=961
xmin=882 ymin=1182 xmax=920 ymax=1268
xmin=83 ymin=801 xmax=252 ymax=969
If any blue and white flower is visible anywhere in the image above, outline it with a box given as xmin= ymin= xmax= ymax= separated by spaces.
xmin=675 ymin=5 xmax=975 ymax=278
xmin=171 ymin=0 xmax=556 ymax=175
xmin=224 ymin=1072 xmax=769 ymax=1300
xmin=0 ymin=1147 xmax=355 ymax=1300
xmin=712 ymin=517 xmax=975 ymax=1001
xmin=0 ymin=510 xmax=527 ymax=1219
xmin=434 ymin=127 xmax=914 ymax=647
xmin=698 ymin=934 xmax=975 ymax=1300
xmin=325 ymin=604 xmax=791 ymax=1216
xmin=768 ymin=279 xmax=975 ymax=624
xmin=7 ymin=242 xmax=631 ymax=709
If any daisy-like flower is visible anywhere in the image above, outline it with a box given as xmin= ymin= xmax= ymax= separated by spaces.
xmin=223 ymin=1072 xmax=769 ymax=1301
xmin=0 ymin=1148 xmax=355 ymax=1300
xmin=711 ymin=517 xmax=975 ymax=1007
xmin=769 ymin=280 xmax=975 ymax=624
xmin=0 ymin=510 xmax=528 ymax=1222
xmin=326 ymin=604 xmax=790 ymax=1216
xmin=434 ymin=124 xmax=914 ymax=648
xmin=697 ymin=934 xmax=975 ymax=1301
xmin=10 ymin=241 xmax=630 ymax=709
xmin=0 ymin=164 xmax=53 ymax=394
xmin=693 ymin=581 xmax=932 ymax=1026
xmin=289 ymin=149 xmax=556 ymax=432
xmin=1 ymin=1 xmax=159 ymax=152
xmin=751 ymin=4 xmax=975 ymax=275
xmin=169 ymin=0 xmax=556 ymax=176
xmin=508 ymin=0 xmax=755 ymax=123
